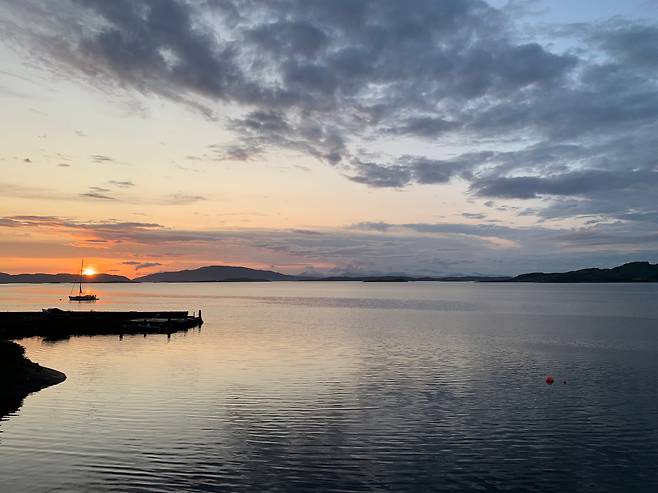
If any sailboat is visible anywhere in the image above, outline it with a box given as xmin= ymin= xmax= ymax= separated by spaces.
xmin=69 ymin=260 xmax=98 ymax=302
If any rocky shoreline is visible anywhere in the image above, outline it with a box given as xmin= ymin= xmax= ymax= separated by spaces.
xmin=0 ymin=310 xmax=201 ymax=419
xmin=0 ymin=340 xmax=66 ymax=418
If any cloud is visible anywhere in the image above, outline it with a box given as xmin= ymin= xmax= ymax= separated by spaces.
xmin=135 ymin=262 xmax=161 ymax=270
xmin=1 ymin=214 xmax=657 ymax=275
xmin=348 ymin=154 xmax=481 ymax=188
xmin=471 ymin=170 xmax=658 ymax=199
xmin=81 ymin=186 xmax=116 ymax=200
xmin=108 ymin=180 xmax=135 ymax=188
xmin=1 ymin=0 xmax=657 ymax=226
xmin=122 ymin=261 xmax=162 ymax=270
xmin=387 ymin=117 xmax=459 ymax=138
xmin=590 ymin=20 xmax=658 ymax=69
xmin=0 ymin=216 xmax=165 ymax=244
xmin=161 ymin=193 xmax=207 ymax=205
xmin=80 ymin=192 xmax=116 ymax=200
xmin=221 ymin=110 xmax=345 ymax=164
xmin=348 ymin=160 xmax=411 ymax=188
xmin=462 ymin=213 xmax=486 ymax=220
xmin=90 ymin=154 xmax=113 ymax=163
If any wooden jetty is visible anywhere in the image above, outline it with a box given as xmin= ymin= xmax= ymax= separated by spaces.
xmin=0 ymin=308 xmax=203 ymax=340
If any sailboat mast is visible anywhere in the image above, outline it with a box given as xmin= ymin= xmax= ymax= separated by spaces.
xmin=79 ymin=259 xmax=84 ymax=294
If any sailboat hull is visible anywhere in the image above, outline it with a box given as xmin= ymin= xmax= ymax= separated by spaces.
xmin=69 ymin=295 xmax=98 ymax=302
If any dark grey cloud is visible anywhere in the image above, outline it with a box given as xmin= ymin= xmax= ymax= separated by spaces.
xmin=352 ymin=221 xmax=547 ymax=243
xmin=1 ymin=1 xmax=572 ymax=147
xmin=472 ymin=170 xmax=658 ymax=199
xmin=348 ymin=153 xmax=484 ymax=188
xmin=90 ymin=154 xmax=113 ymax=163
xmin=89 ymin=186 xmax=110 ymax=193
xmin=217 ymin=143 xmax=264 ymax=161
xmin=246 ymin=20 xmax=329 ymax=59
xmin=591 ymin=20 xmax=658 ymax=69
xmin=223 ymin=110 xmax=346 ymax=164
xmin=348 ymin=160 xmax=411 ymax=188
xmin=350 ymin=220 xmax=658 ymax=268
xmin=122 ymin=261 xmax=162 ymax=270
xmin=1 ymin=0 xmax=657 ymax=228
xmin=462 ymin=213 xmax=486 ymax=220
xmin=388 ymin=117 xmax=459 ymax=138
xmin=0 ymin=217 xmax=23 ymax=227
xmin=80 ymin=192 xmax=116 ymax=200
xmin=135 ymin=262 xmax=161 ymax=270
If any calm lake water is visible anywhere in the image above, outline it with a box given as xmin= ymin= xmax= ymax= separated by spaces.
xmin=1 ymin=282 xmax=658 ymax=492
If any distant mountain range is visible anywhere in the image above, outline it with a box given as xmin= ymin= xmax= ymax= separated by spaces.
xmin=2 ymin=261 xmax=657 ymax=284
xmin=0 ymin=272 xmax=130 ymax=284
xmin=133 ymin=267 xmax=512 ymax=283
xmin=133 ymin=265 xmax=295 ymax=282
xmin=512 ymin=262 xmax=658 ymax=282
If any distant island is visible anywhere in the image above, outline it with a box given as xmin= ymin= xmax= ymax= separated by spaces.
xmin=134 ymin=265 xmax=295 ymax=282
xmin=511 ymin=261 xmax=658 ymax=283
xmin=1 ymin=261 xmax=657 ymax=284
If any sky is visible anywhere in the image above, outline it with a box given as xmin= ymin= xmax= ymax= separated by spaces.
xmin=0 ymin=0 xmax=657 ymax=277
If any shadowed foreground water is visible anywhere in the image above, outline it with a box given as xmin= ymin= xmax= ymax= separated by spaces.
xmin=1 ymin=282 xmax=658 ymax=492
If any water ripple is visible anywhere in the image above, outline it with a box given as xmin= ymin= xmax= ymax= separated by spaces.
xmin=1 ymin=282 xmax=657 ymax=491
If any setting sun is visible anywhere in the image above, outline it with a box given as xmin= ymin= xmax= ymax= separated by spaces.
xmin=82 ymin=267 xmax=97 ymax=276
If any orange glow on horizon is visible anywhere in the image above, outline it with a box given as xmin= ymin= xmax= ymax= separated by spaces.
xmin=82 ymin=267 xmax=97 ymax=276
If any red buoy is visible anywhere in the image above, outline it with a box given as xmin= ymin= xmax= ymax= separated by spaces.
xmin=546 ymin=376 xmax=555 ymax=385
